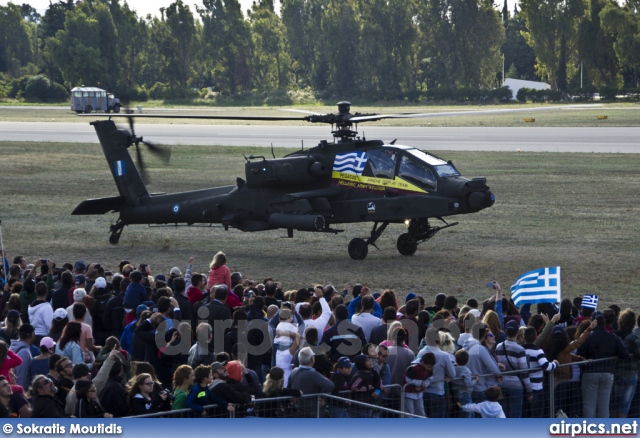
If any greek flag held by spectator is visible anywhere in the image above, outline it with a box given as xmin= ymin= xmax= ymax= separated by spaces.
xmin=581 ymin=294 xmax=599 ymax=309
xmin=511 ymin=266 xmax=561 ymax=307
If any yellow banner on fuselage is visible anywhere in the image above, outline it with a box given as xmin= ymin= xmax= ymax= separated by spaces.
xmin=331 ymin=171 xmax=428 ymax=194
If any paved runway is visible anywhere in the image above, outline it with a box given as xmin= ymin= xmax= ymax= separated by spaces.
xmin=0 ymin=121 xmax=638 ymax=152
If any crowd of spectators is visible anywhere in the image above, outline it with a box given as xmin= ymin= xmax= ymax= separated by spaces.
xmin=0 ymin=251 xmax=638 ymax=419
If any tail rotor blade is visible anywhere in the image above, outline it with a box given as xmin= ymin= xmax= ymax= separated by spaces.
xmin=135 ymin=143 xmax=149 ymax=184
xmin=143 ymin=140 xmax=172 ymax=164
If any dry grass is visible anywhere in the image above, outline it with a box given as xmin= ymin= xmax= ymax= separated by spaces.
xmin=1 ymin=141 xmax=639 ymax=309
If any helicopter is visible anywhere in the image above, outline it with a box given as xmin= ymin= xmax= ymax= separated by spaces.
xmin=73 ymin=101 xmax=582 ymax=260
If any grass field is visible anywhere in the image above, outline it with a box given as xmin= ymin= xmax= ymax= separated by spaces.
xmin=1 ymin=140 xmax=638 ymax=308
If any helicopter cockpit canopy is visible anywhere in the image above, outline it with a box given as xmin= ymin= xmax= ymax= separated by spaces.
xmin=362 ymin=145 xmax=460 ymax=191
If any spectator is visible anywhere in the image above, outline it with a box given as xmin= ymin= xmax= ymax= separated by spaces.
xmin=370 ymin=307 xmax=397 ymax=346
xmin=29 ymin=282 xmax=53 ymax=345
xmin=523 ymin=327 xmax=558 ymax=417
xmin=321 ymin=304 xmax=366 ymax=363
xmin=261 ymin=366 xmax=301 ymax=418
xmin=128 ymin=373 xmax=168 ymax=416
xmin=9 ymin=324 xmax=35 ymax=390
xmin=66 ymin=288 xmax=92 ymax=329
xmin=495 ymin=319 xmax=532 ymax=418
xmin=205 ymin=285 xmax=231 ymax=354
xmin=88 ymin=277 xmax=111 ymax=345
xmin=123 ymin=271 xmax=147 ymax=325
xmin=274 ymin=308 xmax=301 ymax=386
xmin=613 ymin=310 xmax=640 ymax=418
xmin=0 ymin=309 xmax=22 ymax=344
xmin=48 ymin=308 xmax=68 ymax=342
xmin=28 ymin=337 xmax=55 ymax=384
xmin=103 ymin=276 xmax=127 ymax=339
xmin=207 ymin=252 xmax=231 ymax=291
xmin=55 ymin=322 xmax=89 ymax=367
xmin=98 ymin=359 xmax=128 ymax=418
xmin=74 ymin=379 xmax=112 ymax=418
xmin=328 ymin=357 xmax=352 ymax=418
xmin=120 ymin=305 xmax=148 ymax=356
xmin=451 ymin=349 xmax=476 ymax=418
xmin=0 ymin=376 xmax=11 ymax=418
xmin=347 ymin=286 xmax=382 ymax=320
xmin=31 ymin=375 xmax=67 ymax=418
xmin=209 ymin=361 xmax=252 ymax=405
xmin=53 ymin=357 xmax=74 ymax=408
xmin=288 ymin=347 xmax=335 ymax=418
xmin=458 ymin=385 xmax=506 ymax=418
xmin=578 ymin=314 xmax=628 ymax=418
xmin=0 ymin=340 xmax=23 ymax=382
xmin=349 ymin=354 xmax=382 ymax=417
xmin=172 ymin=365 xmax=194 ymax=410
xmin=71 ymin=303 xmax=97 ymax=356
xmin=463 ymin=325 xmax=502 ymax=405
xmin=352 ymin=296 xmax=381 ymax=342
xmin=185 ymin=364 xmax=232 ymax=416
xmin=404 ymin=352 xmax=436 ymax=416
xmin=50 ymin=271 xmax=73 ymax=311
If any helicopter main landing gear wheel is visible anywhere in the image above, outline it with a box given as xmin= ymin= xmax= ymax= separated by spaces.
xmin=348 ymin=238 xmax=368 ymax=260
xmin=109 ymin=220 xmax=125 ymax=245
xmin=347 ymin=221 xmax=390 ymax=260
xmin=396 ymin=218 xmax=459 ymax=256
xmin=397 ymin=233 xmax=418 ymax=256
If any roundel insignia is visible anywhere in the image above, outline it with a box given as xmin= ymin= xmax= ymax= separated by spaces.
xmin=172 ymin=204 xmax=180 ymax=215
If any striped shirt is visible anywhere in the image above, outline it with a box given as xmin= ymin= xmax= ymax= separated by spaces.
xmin=523 ymin=343 xmax=557 ymax=391
xmin=495 ymin=340 xmax=532 ymax=392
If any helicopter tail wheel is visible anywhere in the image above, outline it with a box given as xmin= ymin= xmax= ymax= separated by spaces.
xmin=397 ymin=233 xmax=418 ymax=256
xmin=348 ymin=238 xmax=369 ymax=260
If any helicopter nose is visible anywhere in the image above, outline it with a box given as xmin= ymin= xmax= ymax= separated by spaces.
xmin=468 ymin=190 xmax=495 ymax=210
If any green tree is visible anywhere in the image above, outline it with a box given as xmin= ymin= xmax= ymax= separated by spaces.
xmin=0 ymin=2 xmax=34 ymax=76
xmin=599 ymin=2 xmax=640 ymax=86
xmin=43 ymin=9 xmax=104 ymax=87
xmin=519 ymin=0 xmax=585 ymax=90
xmin=321 ymin=0 xmax=360 ymax=96
xmin=281 ymin=0 xmax=330 ymax=90
xmin=164 ymin=0 xmax=198 ymax=88
xmin=577 ymin=0 xmax=620 ymax=86
xmin=502 ymin=12 xmax=538 ymax=80
xmin=199 ymin=0 xmax=254 ymax=94
xmin=418 ymin=0 xmax=505 ymax=89
xmin=357 ymin=0 xmax=418 ymax=99
xmin=250 ymin=2 xmax=291 ymax=89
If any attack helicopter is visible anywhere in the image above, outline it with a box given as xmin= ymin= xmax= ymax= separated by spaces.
xmin=74 ymin=101 xmax=503 ymax=260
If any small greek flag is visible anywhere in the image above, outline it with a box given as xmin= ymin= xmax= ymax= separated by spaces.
xmin=333 ymin=152 xmax=368 ymax=175
xmin=114 ymin=160 xmax=126 ymax=176
xmin=581 ymin=294 xmax=598 ymax=309
xmin=511 ymin=266 xmax=561 ymax=307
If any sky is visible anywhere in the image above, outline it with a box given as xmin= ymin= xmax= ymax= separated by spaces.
xmin=2 ymin=0 xmax=267 ymax=19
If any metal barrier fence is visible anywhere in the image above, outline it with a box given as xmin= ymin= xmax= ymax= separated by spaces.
xmin=125 ymin=357 xmax=629 ymax=419
xmin=125 ymin=384 xmax=417 ymax=419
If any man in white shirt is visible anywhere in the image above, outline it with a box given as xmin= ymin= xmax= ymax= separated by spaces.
xmin=298 ymin=286 xmax=332 ymax=339
xmin=352 ymin=295 xmax=381 ymax=342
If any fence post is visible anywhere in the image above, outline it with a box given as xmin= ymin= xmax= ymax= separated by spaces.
xmin=317 ymin=395 xmax=321 ymax=418
xmin=401 ymin=384 xmax=406 ymax=418
xmin=549 ymin=371 xmax=555 ymax=418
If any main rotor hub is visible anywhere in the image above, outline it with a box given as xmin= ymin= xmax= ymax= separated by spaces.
xmin=337 ymin=101 xmax=351 ymax=115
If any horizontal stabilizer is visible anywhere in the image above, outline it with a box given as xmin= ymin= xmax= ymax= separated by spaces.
xmin=72 ymin=196 xmax=126 ymax=215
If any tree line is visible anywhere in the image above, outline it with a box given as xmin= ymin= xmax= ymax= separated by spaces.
xmin=0 ymin=0 xmax=639 ymax=103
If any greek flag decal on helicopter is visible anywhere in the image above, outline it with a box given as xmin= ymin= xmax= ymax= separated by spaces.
xmin=114 ymin=160 xmax=125 ymax=176
xmin=333 ymin=152 xmax=368 ymax=175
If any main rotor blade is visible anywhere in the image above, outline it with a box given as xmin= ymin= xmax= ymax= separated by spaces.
xmin=143 ymin=140 xmax=172 ymax=164
xmin=279 ymin=108 xmax=327 ymax=116
xmin=348 ymin=104 xmax=603 ymax=122
xmin=82 ymin=113 xmax=308 ymax=121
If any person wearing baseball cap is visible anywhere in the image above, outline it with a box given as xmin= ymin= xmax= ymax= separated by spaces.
xmin=65 ymin=288 xmax=92 ymax=329
xmin=329 ymin=356 xmax=353 ymax=418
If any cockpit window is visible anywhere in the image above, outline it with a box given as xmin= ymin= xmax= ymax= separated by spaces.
xmin=398 ymin=153 xmax=437 ymax=190
xmin=363 ymin=149 xmax=398 ymax=179
xmin=434 ymin=163 xmax=460 ymax=178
